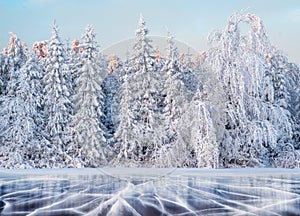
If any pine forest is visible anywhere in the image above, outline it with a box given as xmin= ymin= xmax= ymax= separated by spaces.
xmin=1 ymin=13 xmax=300 ymax=169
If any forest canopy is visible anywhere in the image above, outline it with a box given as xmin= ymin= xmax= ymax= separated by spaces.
xmin=0 ymin=13 xmax=300 ymax=169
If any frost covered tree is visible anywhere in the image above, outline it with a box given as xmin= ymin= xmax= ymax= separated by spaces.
xmin=207 ymin=13 xmax=294 ymax=167
xmin=162 ymin=32 xmax=185 ymax=140
xmin=153 ymin=32 xmax=188 ymax=166
xmin=161 ymin=31 xmax=182 ymax=76
xmin=0 ymin=54 xmax=54 ymax=168
xmin=186 ymin=89 xmax=219 ymax=168
xmin=267 ymin=52 xmax=290 ymax=109
xmin=4 ymin=33 xmax=27 ymax=96
xmin=0 ymin=71 xmax=26 ymax=167
xmin=246 ymin=15 xmax=297 ymax=167
xmin=19 ymin=55 xmax=55 ymax=167
xmin=6 ymin=33 xmax=27 ymax=70
xmin=126 ymin=14 xmax=156 ymax=74
xmin=157 ymin=85 xmax=220 ymax=168
xmin=113 ymin=16 xmax=163 ymax=166
xmin=69 ymin=25 xmax=109 ymax=167
xmin=285 ymin=63 xmax=300 ymax=149
xmin=0 ymin=34 xmax=31 ymax=168
xmin=267 ymin=55 xmax=300 ymax=168
xmin=43 ymin=21 xmax=73 ymax=165
xmin=113 ymin=71 xmax=163 ymax=166
xmin=286 ymin=63 xmax=300 ymax=118
xmin=0 ymin=74 xmax=31 ymax=168
xmin=112 ymin=74 xmax=138 ymax=165
xmin=67 ymin=39 xmax=84 ymax=103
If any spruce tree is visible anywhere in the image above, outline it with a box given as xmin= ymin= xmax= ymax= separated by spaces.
xmin=127 ymin=14 xmax=156 ymax=74
xmin=69 ymin=25 xmax=109 ymax=167
xmin=113 ymin=15 xmax=162 ymax=166
xmin=5 ymin=33 xmax=27 ymax=96
xmin=0 ymin=55 xmax=52 ymax=168
xmin=154 ymin=31 xmax=188 ymax=166
xmin=43 ymin=21 xmax=73 ymax=165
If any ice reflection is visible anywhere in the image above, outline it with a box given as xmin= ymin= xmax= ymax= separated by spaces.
xmin=0 ymin=168 xmax=299 ymax=215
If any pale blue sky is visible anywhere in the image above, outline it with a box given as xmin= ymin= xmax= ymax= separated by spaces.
xmin=0 ymin=0 xmax=299 ymax=63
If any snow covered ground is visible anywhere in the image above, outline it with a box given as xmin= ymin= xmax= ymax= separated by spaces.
xmin=0 ymin=168 xmax=299 ymax=215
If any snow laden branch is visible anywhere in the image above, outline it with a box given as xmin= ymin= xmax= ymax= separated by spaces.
xmin=206 ymin=13 xmax=298 ymax=168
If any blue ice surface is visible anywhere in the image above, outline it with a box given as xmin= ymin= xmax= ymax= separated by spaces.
xmin=0 ymin=168 xmax=299 ymax=215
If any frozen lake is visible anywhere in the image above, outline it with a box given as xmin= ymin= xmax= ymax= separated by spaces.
xmin=0 ymin=168 xmax=299 ymax=215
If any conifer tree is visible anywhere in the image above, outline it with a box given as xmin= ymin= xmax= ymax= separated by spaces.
xmin=113 ymin=74 xmax=138 ymax=164
xmin=69 ymin=25 xmax=109 ymax=167
xmin=159 ymin=31 xmax=187 ymax=155
xmin=5 ymin=33 xmax=27 ymax=96
xmin=127 ymin=14 xmax=156 ymax=74
xmin=188 ymin=89 xmax=219 ymax=168
xmin=43 ymin=21 xmax=73 ymax=165
xmin=0 ymin=55 xmax=53 ymax=168
xmin=113 ymin=16 xmax=162 ymax=165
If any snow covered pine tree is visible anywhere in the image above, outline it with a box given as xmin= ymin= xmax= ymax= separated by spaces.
xmin=43 ymin=21 xmax=73 ymax=167
xmin=114 ymin=15 xmax=163 ymax=166
xmin=69 ymin=25 xmax=110 ymax=167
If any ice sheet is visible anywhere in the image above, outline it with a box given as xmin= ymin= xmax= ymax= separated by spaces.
xmin=0 ymin=168 xmax=299 ymax=215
